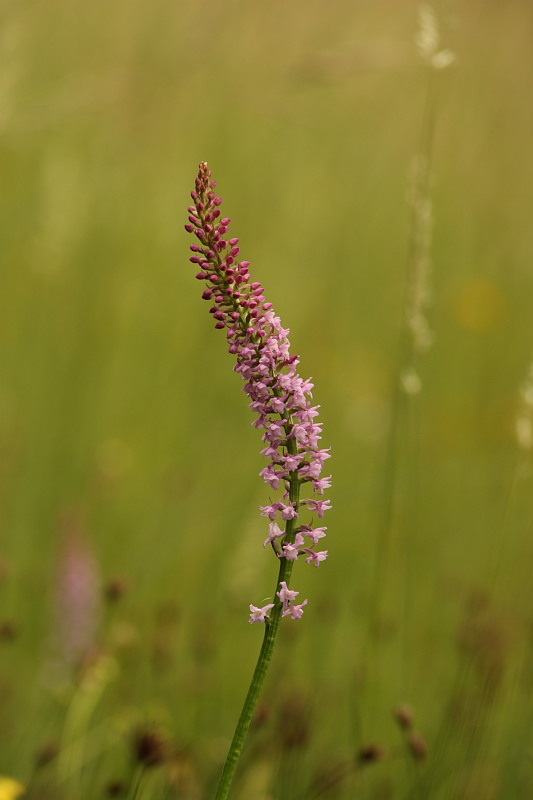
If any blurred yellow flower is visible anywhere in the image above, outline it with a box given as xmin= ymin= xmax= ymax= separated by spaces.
xmin=0 ymin=778 xmax=25 ymax=800
xmin=452 ymin=278 xmax=505 ymax=333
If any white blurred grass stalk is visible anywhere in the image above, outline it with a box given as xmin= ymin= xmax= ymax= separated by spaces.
xmin=367 ymin=1 xmax=455 ymax=711
xmin=516 ymin=360 xmax=533 ymax=456
xmin=403 ymin=2 xmax=455 ymax=389
xmin=490 ymin=356 xmax=533 ymax=593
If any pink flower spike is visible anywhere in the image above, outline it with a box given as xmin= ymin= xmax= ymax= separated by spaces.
xmin=186 ymin=162 xmax=332 ymax=623
xmin=249 ymin=603 xmax=275 ymax=624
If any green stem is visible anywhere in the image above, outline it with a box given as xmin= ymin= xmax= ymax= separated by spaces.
xmin=215 ymin=468 xmax=300 ymax=800
xmin=128 ymin=766 xmax=145 ymax=800
xmin=214 ymin=560 xmax=295 ymax=799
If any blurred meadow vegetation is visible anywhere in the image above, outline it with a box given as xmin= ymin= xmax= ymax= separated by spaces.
xmin=1 ymin=0 xmax=533 ymax=797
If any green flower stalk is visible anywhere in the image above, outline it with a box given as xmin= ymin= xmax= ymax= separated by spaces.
xmin=185 ymin=162 xmax=332 ymax=798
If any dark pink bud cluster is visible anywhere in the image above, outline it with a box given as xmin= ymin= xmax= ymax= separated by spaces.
xmin=185 ymin=162 xmax=331 ymax=620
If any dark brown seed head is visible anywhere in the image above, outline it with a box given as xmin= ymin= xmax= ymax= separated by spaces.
xmin=393 ymin=703 xmax=415 ymax=731
xmin=106 ymin=780 xmax=126 ymax=796
xmin=406 ymin=730 xmax=428 ymax=761
xmin=104 ymin=578 xmax=129 ymax=603
xmin=133 ymin=728 xmax=169 ymax=767
xmin=0 ymin=620 xmax=18 ymax=641
xmin=358 ymin=743 xmax=387 ymax=765
xmin=35 ymin=740 xmax=60 ymax=768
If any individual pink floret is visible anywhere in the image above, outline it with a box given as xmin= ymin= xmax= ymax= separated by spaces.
xmin=277 ymin=580 xmax=300 ymax=607
xmin=282 ymin=599 xmax=309 ymax=620
xmin=305 ymin=550 xmax=328 ymax=567
xmin=263 ymin=522 xmax=285 ymax=548
xmin=279 ymin=503 xmax=298 ymax=521
xmin=301 ymin=500 xmax=332 ymax=518
xmin=281 ymin=532 xmax=305 ymax=561
xmin=249 ymin=604 xmax=275 ymax=624
xmin=301 ymin=526 xmax=327 ymax=544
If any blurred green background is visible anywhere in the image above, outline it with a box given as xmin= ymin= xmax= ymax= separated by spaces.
xmin=1 ymin=0 xmax=533 ymax=797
